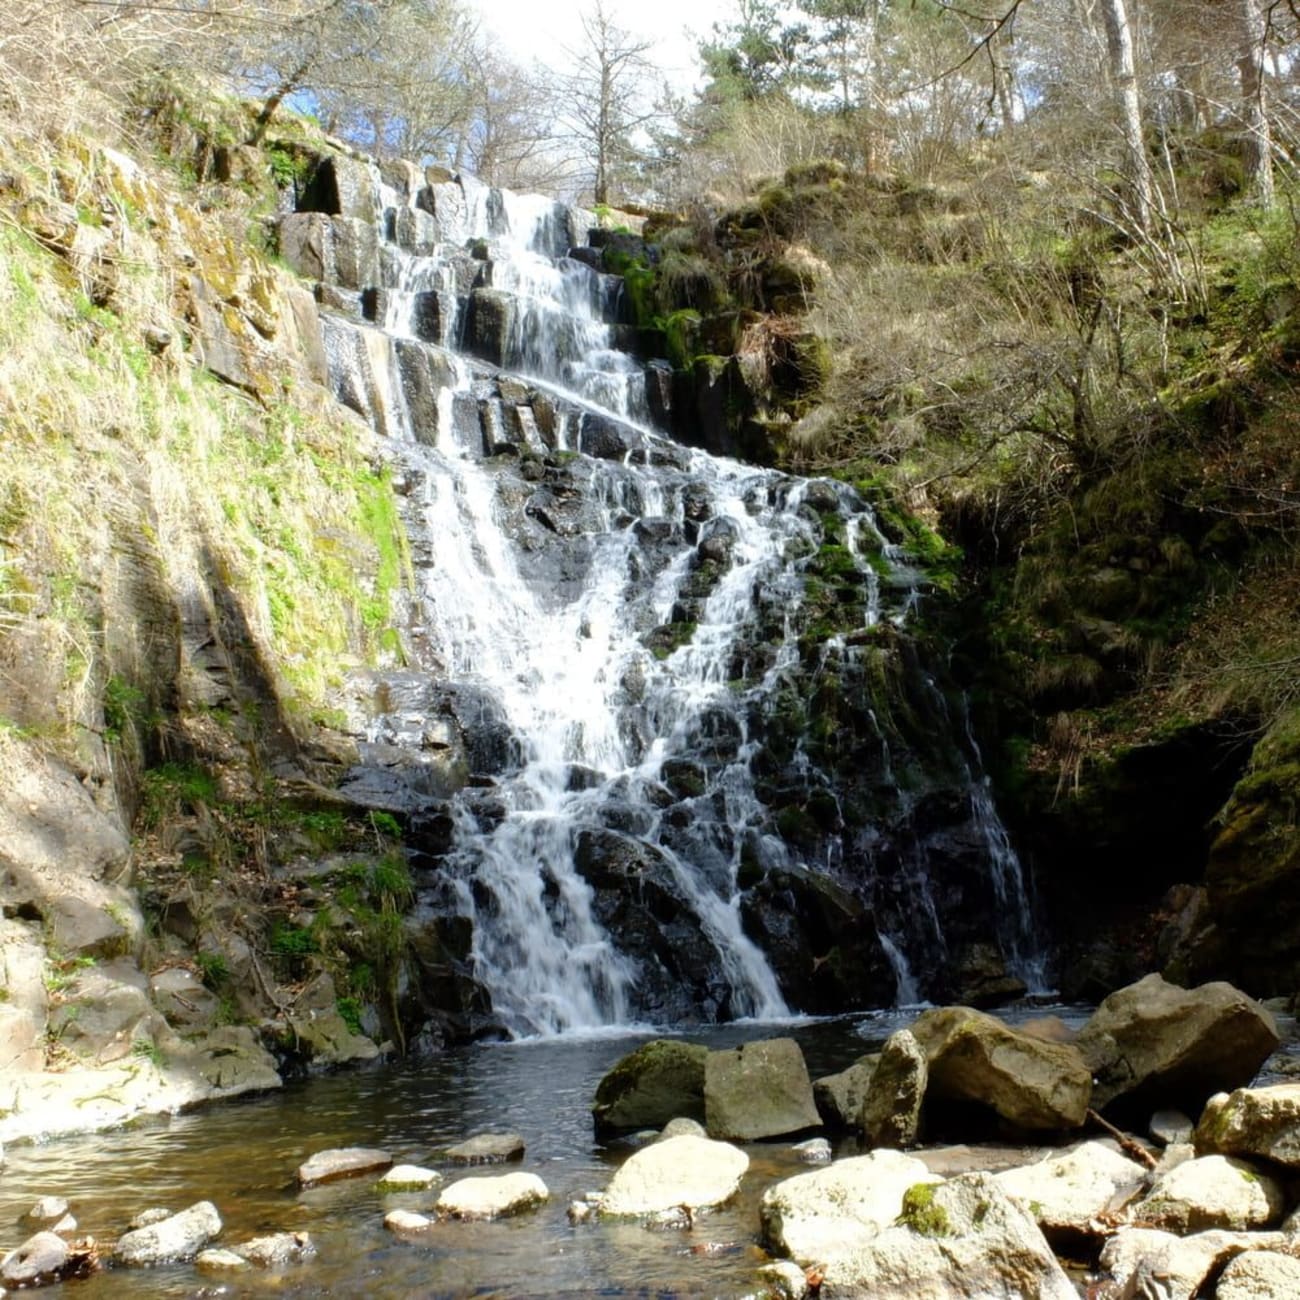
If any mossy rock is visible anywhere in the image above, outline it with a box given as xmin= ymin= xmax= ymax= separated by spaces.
xmin=592 ymin=1039 xmax=708 ymax=1133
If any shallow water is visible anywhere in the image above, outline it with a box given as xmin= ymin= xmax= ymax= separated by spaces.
xmin=0 ymin=1007 xmax=1098 ymax=1298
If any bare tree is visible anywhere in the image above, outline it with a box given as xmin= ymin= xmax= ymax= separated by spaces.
xmin=559 ymin=0 xmax=657 ymax=206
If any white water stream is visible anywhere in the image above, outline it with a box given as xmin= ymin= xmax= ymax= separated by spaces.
xmin=312 ymin=164 xmax=1047 ymax=1034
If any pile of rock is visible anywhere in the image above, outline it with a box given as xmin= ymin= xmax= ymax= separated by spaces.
xmin=586 ymin=974 xmax=1298 ymax=1297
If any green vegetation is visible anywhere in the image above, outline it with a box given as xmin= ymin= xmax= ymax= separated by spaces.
xmin=896 ymin=1182 xmax=951 ymax=1237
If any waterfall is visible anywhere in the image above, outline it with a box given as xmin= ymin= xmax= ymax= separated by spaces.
xmin=285 ymin=156 xmax=1047 ymax=1037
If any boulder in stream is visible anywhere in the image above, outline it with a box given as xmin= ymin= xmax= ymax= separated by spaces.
xmin=237 ymin=1231 xmax=316 ymax=1267
xmin=2 ymin=1231 xmax=70 ymax=1287
xmin=994 ymin=1140 xmax=1148 ymax=1240
xmin=598 ymin=1133 xmax=748 ymax=1219
xmin=1215 ymin=1250 xmax=1300 ymax=1299
xmin=114 ymin=1200 xmax=222 ymax=1265
xmin=296 ymin=1147 xmax=393 ymax=1185
xmin=910 ymin=1005 xmax=1092 ymax=1131
xmin=1133 ymin=1154 xmax=1285 ymax=1232
xmin=443 ymin=1133 xmax=525 ymax=1165
xmin=377 ymin=1164 xmax=442 ymax=1191
xmin=436 ymin=1172 xmax=549 ymax=1219
xmin=704 ymin=1038 xmax=820 ymax=1141
xmin=592 ymin=1039 xmax=707 ymax=1134
xmin=813 ymin=1054 xmax=878 ymax=1129
xmin=760 ymin=1150 xmax=936 ymax=1262
xmin=1098 ymin=1227 xmax=1289 ymax=1299
xmin=1075 ymin=974 xmax=1278 ymax=1117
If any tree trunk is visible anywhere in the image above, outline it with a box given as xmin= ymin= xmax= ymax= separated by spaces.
xmin=1234 ymin=0 xmax=1274 ymax=206
xmin=1098 ymin=0 xmax=1155 ymax=231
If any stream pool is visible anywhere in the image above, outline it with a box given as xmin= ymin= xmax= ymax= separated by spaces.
xmin=0 ymin=1007 xmax=1098 ymax=1297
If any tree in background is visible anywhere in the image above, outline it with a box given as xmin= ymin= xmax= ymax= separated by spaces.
xmin=558 ymin=0 xmax=658 ymax=206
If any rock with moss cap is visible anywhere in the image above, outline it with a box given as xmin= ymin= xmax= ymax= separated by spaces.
xmin=592 ymin=1039 xmax=707 ymax=1134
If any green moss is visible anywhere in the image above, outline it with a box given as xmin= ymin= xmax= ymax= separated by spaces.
xmin=896 ymin=1182 xmax=951 ymax=1237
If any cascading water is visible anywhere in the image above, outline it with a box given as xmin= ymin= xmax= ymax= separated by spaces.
xmin=284 ymin=154 xmax=1047 ymax=1038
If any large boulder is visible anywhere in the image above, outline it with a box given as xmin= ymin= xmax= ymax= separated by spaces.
xmin=592 ymin=1039 xmax=707 ymax=1134
xmin=994 ymin=1141 xmax=1148 ymax=1240
xmin=1075 ymin=974 xmax=1277 ymax=1117
xmin=760 ymin=1150 xmax=936 ymax=1262
xmin=1195 ymin=1083 xmax=1300 ymax=1168
xmin=1134 ymin=1154 xmax=1285 ymax=1233
xmin=115 ymin=1201 xmax=222 ymax=1265
xmin=909 ymin=1006 xmax=1092 ymax=1132
xmin=704 ymin=1038 xmax=820 ymax=1141
xmin=597 ymin=1133 xmax=748 ymax=1217
xmin=818 ymin=1172 xmax=1077 ymax=1299
xmin=861 ymin=1029 xmax=926 ymax=1149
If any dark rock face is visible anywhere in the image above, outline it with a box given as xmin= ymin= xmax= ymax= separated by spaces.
xmin=297 ymin=161 xmax=1045 ymax=1042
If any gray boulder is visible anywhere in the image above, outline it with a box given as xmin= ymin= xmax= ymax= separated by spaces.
xmin=1075 ymin=974 xmax=1277 ymax=1116
xmin=1195 ymin=1083 xmax=1300 ymax=1168
xmin=115 ymin=1200 xmax=222 ymax=1265
xmin=598 ymin=1133 xmax=748 ymax=1218
xmin=815 ymin=1055 xmax=879 ymax=1129
xmin=861 ymin=1029 xmax=926 ymax=1149
xmin=705 ymin=1038 xmax=820 ymax=1141
xmin=910 ymin=1005 xmax=1092 ymax=1131
xmin=592 ymin=1039 xmax=707 ymax=1133
xmin=1098 ymin=1227 xmax=1289 ymax=1299
xmin=819 ymin=1172 xmax=1077 ymax=1299
xmin=444 ymin=1133 xmax=525 ymax=1165
xmin=237 ymin=1231 xmax=315 ymax=1267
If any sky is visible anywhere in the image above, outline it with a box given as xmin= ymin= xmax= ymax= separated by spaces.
xmin=468 ymin=0 xmax=734 ymax=91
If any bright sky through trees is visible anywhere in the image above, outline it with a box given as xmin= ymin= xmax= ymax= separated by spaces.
xmin=468 ymin=0 xmax=729 ymax=89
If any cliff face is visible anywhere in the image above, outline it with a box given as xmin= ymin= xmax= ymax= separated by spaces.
xmin=0 ymin=106 xmax=416 ymax=1138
